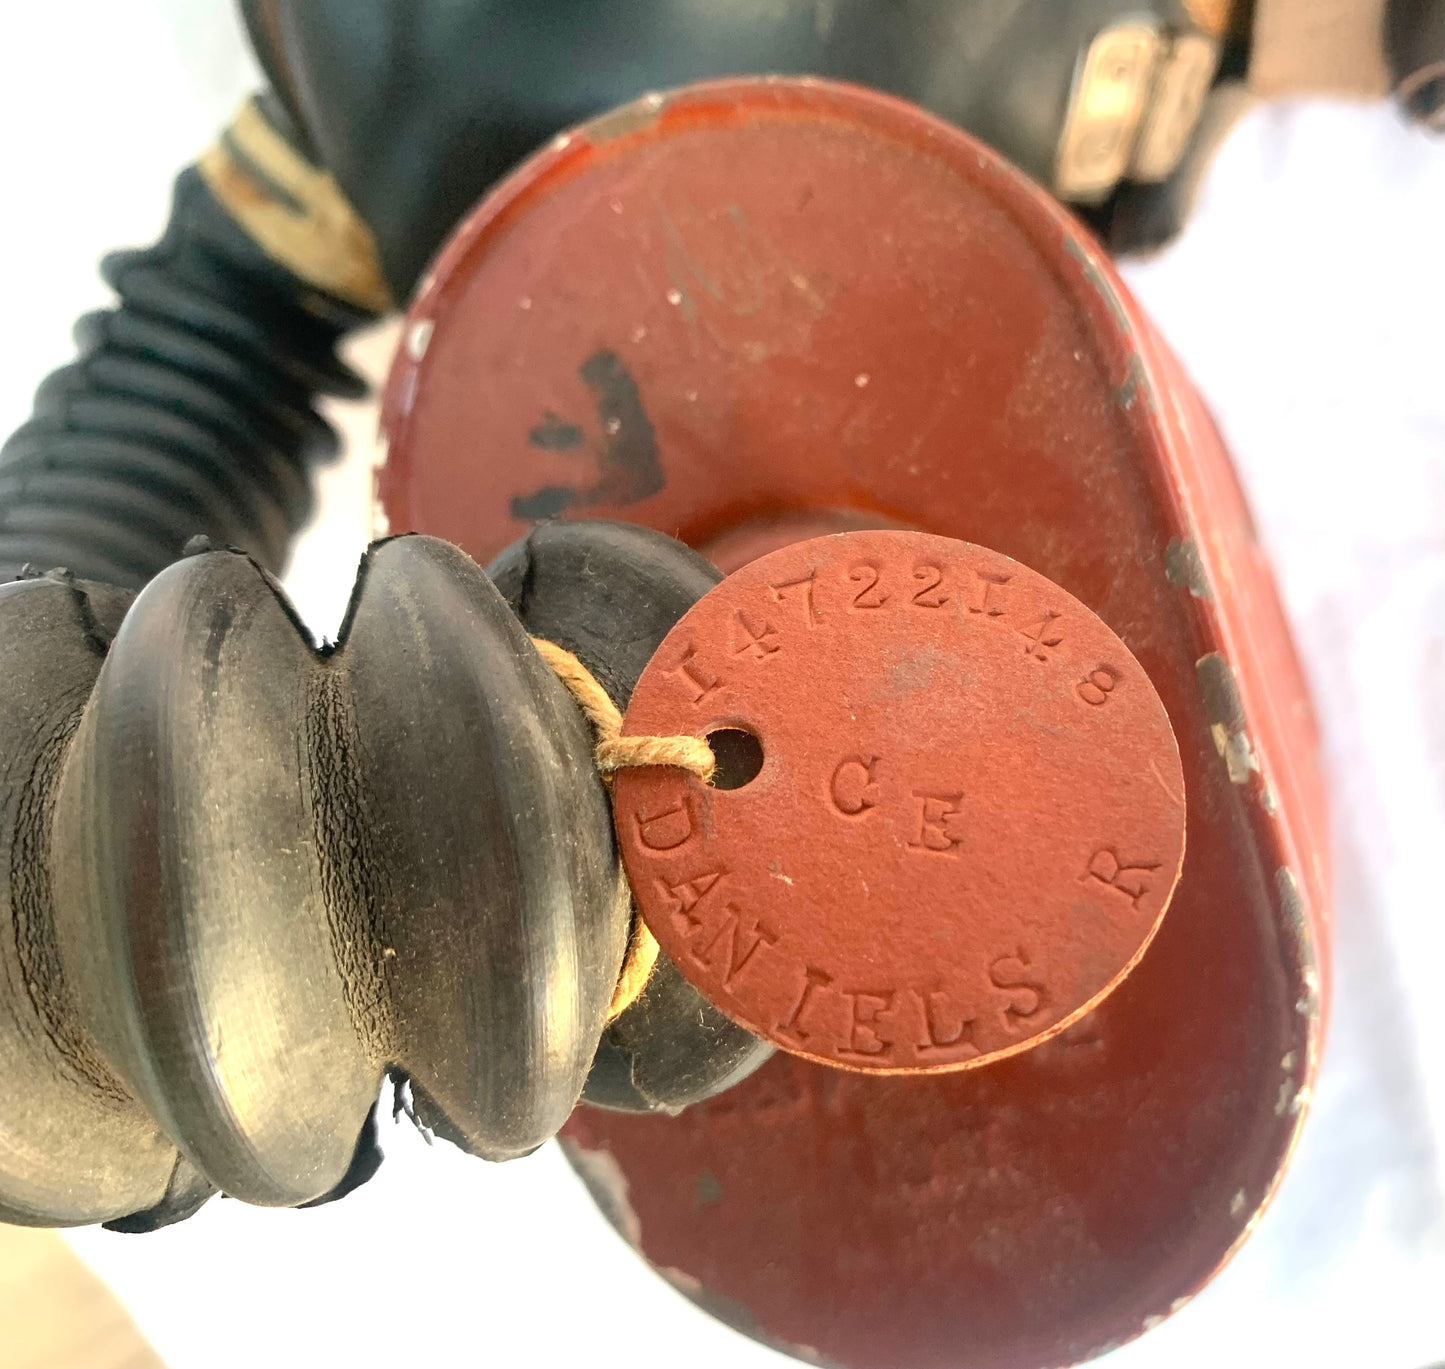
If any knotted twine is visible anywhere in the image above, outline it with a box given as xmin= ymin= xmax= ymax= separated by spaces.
xmin=530 ymin=638 xmax=715 ymax=1021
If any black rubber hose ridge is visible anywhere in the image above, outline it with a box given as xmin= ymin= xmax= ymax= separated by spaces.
xmin=0 ymin=526 xmax=765 ymax=1233
xmin=0 ymin=165 xmax=371 ymax=588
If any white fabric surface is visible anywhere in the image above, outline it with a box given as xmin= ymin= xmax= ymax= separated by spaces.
xmin=2 ymin=5 xmax=1442 ymax=1366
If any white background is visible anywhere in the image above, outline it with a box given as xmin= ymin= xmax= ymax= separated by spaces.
xmin=2 ymin=4 xmax=1443 ymax=1367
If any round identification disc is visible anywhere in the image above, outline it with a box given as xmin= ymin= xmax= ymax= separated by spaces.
xmin=611 ymin=530 xmax=1186 ymax=1073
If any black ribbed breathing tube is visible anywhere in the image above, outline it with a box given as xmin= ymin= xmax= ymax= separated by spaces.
xmin=0 ymin=167 xmax=371 ymax=588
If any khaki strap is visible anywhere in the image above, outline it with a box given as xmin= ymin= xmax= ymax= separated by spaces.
xmin=199 ymin=97 xmax=393 ymax=314
xmin=1249 ymin=0 xmax=1392 ymax=97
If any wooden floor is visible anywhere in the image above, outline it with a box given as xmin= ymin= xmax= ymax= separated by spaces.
xmin=0 ymin=1224 xmax=163 ymax=1369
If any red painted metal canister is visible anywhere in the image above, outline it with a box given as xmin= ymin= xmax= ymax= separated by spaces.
xmin=379 ymin=77 xmax=1329 ymax=1369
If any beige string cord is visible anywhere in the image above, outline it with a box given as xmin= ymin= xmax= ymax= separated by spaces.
xmin=531 ymin=638 xmax=715 ymax=1021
